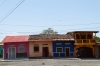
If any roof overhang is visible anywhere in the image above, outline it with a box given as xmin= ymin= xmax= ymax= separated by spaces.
xmin=69 ymin=31 xmax=99 ymax=33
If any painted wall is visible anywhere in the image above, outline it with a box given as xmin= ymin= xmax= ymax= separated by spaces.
xmin=29 ymin=41 xmax=53 ymax=57
xmin=0 ymin=46 xmax=3 ymax=57
xmin=4 ymin=42 xmax=29 ymax=59
xmin=52 ymin=41 xmax=74 ymax=57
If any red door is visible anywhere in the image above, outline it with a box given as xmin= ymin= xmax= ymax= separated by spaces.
xmin=42 ymin=47 xmax=49 ymax=57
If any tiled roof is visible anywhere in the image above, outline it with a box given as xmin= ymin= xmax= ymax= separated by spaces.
xmin=29 ymin=34 xmax=74 ymax=41
xmin=2 ymin=36 xmax=29 ymax=43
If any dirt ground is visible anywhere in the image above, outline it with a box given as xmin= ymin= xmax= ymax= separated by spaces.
xmin=0 ymin=59 xmax=100 ymax=66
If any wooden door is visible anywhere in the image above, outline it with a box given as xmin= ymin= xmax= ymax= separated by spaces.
xmin=42 ymin=47 xmax=49 ymax=57
xmin=65 ymin=48 xmax=70 ymax=57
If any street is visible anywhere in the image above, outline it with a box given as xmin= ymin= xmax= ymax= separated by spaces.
xmin=0 ymin=59 xmax=100 ymax=66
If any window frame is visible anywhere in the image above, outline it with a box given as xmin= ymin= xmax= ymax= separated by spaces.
xmin=87 ymin=34 xmax=92 ymax=39
xmin=18 ymin=44 xmax=25 ymax=53
xmin=80 ymin=34 xmax=86 ymax=39
xmin=34 ymin=44 xmax=39 ymax=52
xmin=76 ymin=34 xmax=80 ymax=39
xmin=56 ymin=47 xmax=63 ymax=52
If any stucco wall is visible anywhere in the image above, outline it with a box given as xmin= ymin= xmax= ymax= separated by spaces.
xmin=52 ymin=41 xmax=74 ymax=57
xmin=29 ymin=41 xmax=53 ymax=57
xmin=4 ymin=42 xmax=29 ymax=59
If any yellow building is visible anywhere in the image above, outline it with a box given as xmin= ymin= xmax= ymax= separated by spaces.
xmin=68 ymin=31 xmax=99 ymax=58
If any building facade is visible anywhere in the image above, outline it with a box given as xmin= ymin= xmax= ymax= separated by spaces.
xmin=52 ymin=41 xmax=74 ymax=57
xmin=29 ymin=35 xmax=53 ymax=58
xmin=68 ymin=31 xmax=99 ymax=58
xmin=2 ymin=36 xmax=29 ymax=59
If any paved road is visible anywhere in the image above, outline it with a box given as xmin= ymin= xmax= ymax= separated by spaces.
xmin=0 ymin=59 xmax=100 ymax=66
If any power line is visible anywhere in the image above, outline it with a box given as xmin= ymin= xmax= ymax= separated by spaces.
xmin=0 ymin=0 xmax=25 ymax=23
xmin=0 ymin=22 xmax=100 ymax=27
xmin=0 ymin=27 xmax=100 ymax=34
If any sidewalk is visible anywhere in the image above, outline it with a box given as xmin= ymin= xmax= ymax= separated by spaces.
xmin=0 ymin=58 xmax=29 ymax=62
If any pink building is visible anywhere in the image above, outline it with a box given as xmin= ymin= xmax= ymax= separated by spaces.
xmin=2 ymin=36 xmax=29 ymax=59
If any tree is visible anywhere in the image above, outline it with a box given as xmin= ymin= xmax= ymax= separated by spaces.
xmin=40 ymin=28 xmax=58 ymax=34
xmin=94 ymin=36 xmax=100 ymax=42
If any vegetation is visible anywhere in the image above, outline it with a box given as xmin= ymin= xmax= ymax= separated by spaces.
xmin=94 ymin=36 xmax=100 ymax=42
xmin=40 ymin=28 xmax=58 ymax=34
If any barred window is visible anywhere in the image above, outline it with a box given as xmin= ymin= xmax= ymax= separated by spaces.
xmin=18 ymin=44 xmax=24 ymax=53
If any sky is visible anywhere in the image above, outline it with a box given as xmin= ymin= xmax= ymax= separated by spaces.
xmin=0 ymin=0 xmax=100 ymax=41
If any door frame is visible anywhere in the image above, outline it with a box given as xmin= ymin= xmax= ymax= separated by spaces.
xmin=65 ymin=47 xmax=70 ymax=57
xmin=8 ymin=47 xmax=16 ymax=59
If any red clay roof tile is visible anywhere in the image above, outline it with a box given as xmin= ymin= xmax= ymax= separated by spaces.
xmin=2 ymin=36 xmax=29 ymax=43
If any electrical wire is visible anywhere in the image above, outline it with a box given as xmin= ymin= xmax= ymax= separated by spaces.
xmin=0 ymin=0 xmax=25 ymax=23
xmin=0 ymin=27 xmax=100 ymax=34
xmin=0 ymin=22 xmax=100 ymax=27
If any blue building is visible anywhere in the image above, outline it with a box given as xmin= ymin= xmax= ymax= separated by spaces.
xmin=52 ymin=34 xmax=74 ymax=57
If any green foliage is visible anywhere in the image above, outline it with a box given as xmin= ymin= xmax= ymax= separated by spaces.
xmin=40 ymin=28 xmax=58 ymax=34
xmin=94 ymin=36 xmax=100 ymax=42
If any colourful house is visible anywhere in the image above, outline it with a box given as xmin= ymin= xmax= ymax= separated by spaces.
xmin=52 ymin=34 xmax=74 ymax=57
xmin=0 ymin=42 xmax=3 ymax=58
xmin=29 ymin=34 xmax=53 ymax=58
xmin=29 ymin=34 xmax=74 ymax=58
xmin=67 ymin=31 xmax=99 ymax=58
xmin=2 ymin=36 xmax=29 ymax=59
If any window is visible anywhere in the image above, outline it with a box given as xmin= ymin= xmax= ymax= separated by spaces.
xmin=56 ymin=48 xmax=62 ymax=52
xmin=81 ymin=34 xmax=86 ymax=39
xmin=43 ymin=44 xmax=48 ymax=46
xmin=18 ymin=44 xmax=24 ymax=53
xmin=34 ymin=44 xmax=39 ymax=52
xmin=76 ymin=34 xmax=80 ymax=39
xmin=34 ymin=47 xmax=39 ymax=52
xmin=87 ymin=34 xmax=92 ymax=39
xmin=56 ymin=43 xmax=62 ymax=45
xmin=65 ymin=43 xmax=70 ymax=45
